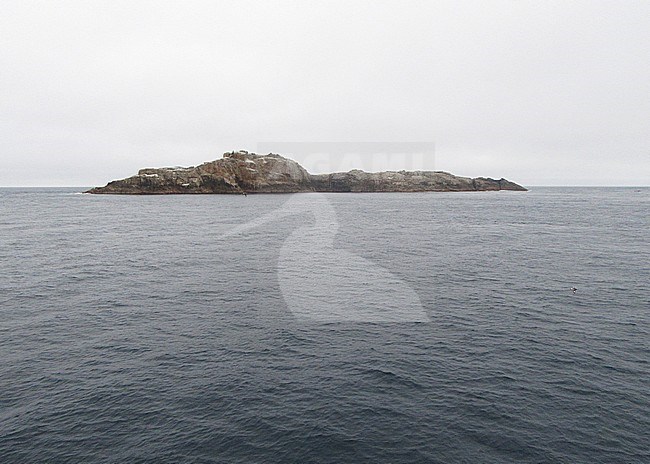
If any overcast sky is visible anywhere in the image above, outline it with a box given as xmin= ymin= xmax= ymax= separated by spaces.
xmin=1 ymin=0 xmax=649 ymax=186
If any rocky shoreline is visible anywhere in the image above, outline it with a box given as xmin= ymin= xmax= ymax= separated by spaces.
xmin=86 ymin=151 xmax=527 ymax=194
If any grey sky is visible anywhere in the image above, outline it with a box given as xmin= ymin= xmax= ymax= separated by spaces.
xmin=1 ymin=0 xmax=649 ymax=186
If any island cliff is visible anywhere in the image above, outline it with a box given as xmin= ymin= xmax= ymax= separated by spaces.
xmin=86 ymin=151 xmax=527 ymax=194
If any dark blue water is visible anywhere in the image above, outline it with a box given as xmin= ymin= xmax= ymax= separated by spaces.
xmin=1 ymin=187 xmax=648 ymax=463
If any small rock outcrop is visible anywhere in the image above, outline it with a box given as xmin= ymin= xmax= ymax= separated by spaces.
xmin=86 ymin=151 xmax=527 ymax=194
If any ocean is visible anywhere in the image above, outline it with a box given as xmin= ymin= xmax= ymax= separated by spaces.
xmin=1 ymin=187 xmax=648 ymax=463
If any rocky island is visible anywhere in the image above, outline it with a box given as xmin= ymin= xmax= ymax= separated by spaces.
xmin=86 ymin=151 xmax=527 ymax=194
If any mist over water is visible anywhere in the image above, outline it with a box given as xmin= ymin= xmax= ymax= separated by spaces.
xmin=1 ymin=187 xmax=648 ymax=463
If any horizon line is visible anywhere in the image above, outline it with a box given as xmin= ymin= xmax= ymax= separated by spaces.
xmin=1 ymin=185 xmax=648 ymax=189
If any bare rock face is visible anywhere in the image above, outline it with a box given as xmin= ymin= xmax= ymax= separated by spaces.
xmin=86 ymin=151 xmax=527 ymax=194
xmin=86 ymin=151 xmax=313 ymax=194
xmin=309 ymin=170 xmax=517 ymax=192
